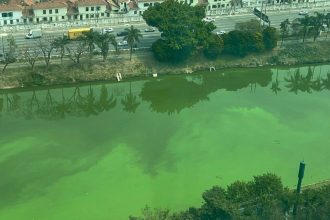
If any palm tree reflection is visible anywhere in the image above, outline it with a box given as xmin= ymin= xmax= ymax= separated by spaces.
xmin=271 ymin=70 xmax=281 ymax=95
xmin=121 ymin=81 xmax=140 ymax=113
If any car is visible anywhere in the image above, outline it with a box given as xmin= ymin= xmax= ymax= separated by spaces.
xmin=202 ymin=17 xmax=215 ymax=22
xmin=118 ymin=41 xmax=128 ymax=46
xmin=216 ymin=31 xmax=226 ymax=35
xmin=145 ymin=27 xmax=156 ymax=32
xmin=299 ymin=11 xmax=308 ymax=15
xmin=117 ymin=31 xmax=128 ymax=37
xmin=103 ymin=27 xmax=114 ymax=33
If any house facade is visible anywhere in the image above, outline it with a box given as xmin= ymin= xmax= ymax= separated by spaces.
xmin=0 ymin=4 xmax=23 ymax=26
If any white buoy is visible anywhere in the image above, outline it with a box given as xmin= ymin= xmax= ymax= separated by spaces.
xmin=152 ymin=73 xmax=158 ymax=77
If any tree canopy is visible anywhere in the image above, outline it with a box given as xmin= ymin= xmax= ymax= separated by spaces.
xmin=143 ymin=0 xmax=216 ymax=61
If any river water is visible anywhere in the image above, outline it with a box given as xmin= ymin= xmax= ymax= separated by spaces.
xmin=0 ymin=64 xmax=330 ymax=219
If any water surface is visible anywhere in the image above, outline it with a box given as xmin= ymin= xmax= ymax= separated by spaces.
xmin=0 ymin=65 xmax=330 ymax=219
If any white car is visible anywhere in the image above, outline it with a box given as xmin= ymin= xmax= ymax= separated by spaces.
xmin=203 ymin=17 xmax=215 ymax=22
xmin=118 ymin=41 xmax=128 ymax=46
xmin=103 ymin=27 xmax=114 ymax=33
xmin=298 ymin=11 xmax=308 ymax=15
xmin=145 ymin=27 xmax=156 ymax=32
xmin=216 ymin=31 xmax=226 ymax=35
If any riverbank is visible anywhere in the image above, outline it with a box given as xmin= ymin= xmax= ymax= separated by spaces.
xmin=1 ymin=40 xmax=330 ymax=90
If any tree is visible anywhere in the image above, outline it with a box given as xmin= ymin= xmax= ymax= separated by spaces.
xmin=280 ymin=19 xmax=290 ymax=45
xmin=1 ymin=34 xmax=17 ymax=74
xmin=223 ymin=30 xmax=249 ymax=57
xmin=66 ymin=41 xmax=87 ymax=64
xmin=262 ymin=27 xmax=278 ymax=50
xmin=123 ymin=26 xmax=143 ymax=61
xmin=94 ymin=33 xmax=117 ymax=61
xmin=37 ymin=37 xmax=55 ymax=68
xmin=203 ymin=34 xmax=223 ymax=59
xmin=143 ymin=0 xmax=215 ymax=62
xmin=51 ymin=36 xmax=69 ymax=64
xmin=80 ymin=31 xmax=98 ymax=57
xmin=309 ymin=12 xmax=325 ymax=42
xmin=298 ymin=15 xmax=311 ymax=43
xmin=23 ymin=47 xmax=40 ymax=71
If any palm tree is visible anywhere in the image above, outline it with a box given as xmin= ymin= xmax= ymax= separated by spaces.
xmin=280 ymin=19 xmax=290 ymax=45
xmin=309 ymin=12 xmax=325 ymax=42
xmin=123 ymin=25 xmax=143 ymax=61
xmin=81 ymin=31 xmax=98 ymax=57
xmin=121 ymin=81 xmax=140 ymax=113
xmin=321 ymin=71 xmax=330 ymax=90
xmin=325 ymin=13 xmax=330 ymax=39
xmin=298 ymin=15 xmax=311 ymax=43
xmin=94 ymin=33 xmax=117 ymax=61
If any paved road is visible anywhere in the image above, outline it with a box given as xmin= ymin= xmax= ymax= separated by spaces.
xmin=1 ymin=7 xmax=329 ymax=55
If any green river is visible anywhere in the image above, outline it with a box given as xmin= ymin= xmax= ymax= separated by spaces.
xmin=0 ymin=64 xmax=330 ymax=220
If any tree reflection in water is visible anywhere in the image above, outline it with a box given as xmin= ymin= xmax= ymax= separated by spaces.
xmin=1 ymin=66 xmax=330 ymax=118
xmin=1 ymin=85 xmax=117 ymax=120
xmin=121 ymin=81 xmax=140 ymax=113
xmin=271 ymin=70 xmax=281 ymax=95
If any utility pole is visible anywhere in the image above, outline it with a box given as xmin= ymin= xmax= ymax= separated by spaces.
xmin=293 ymin=161 xmax=306 ymax=217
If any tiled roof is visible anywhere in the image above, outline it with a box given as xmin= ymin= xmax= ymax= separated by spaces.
xmin=0 ymin=3 xmax=23 ymax=11
xmin=32 ymin=1 xmax=67 ymax=9
xmin=137 ymin=0 xmax=162 ymax=3
xmin=76 ymin=0 xmax=107 ymax=6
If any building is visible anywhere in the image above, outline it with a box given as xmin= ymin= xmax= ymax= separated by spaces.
xmin=0 ymin=4 xmax=23 ymax=26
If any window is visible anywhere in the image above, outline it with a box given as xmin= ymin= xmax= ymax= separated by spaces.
xmin=4 ymin=20 xmax=7 ymax=25
xmin=43 ymin=10 xmax=46 ymax=14
xmin=212 ymin=5 xmax=217 ymax=8
xmin=106 ymin=13 xmax=110 ymax=17
xmin=49 ymin=9 xmax=52 ymax=14
xmin=91 ymin=7 xmax=95 ymax=11
xmin=134 ymin=10 xmax=137 ymax=14
xmin=86 ymin=7 xmax=89 ymax=11
xmin=55 ymin=9 xmax=59 ymax=13
xmin=74 ymin=15 xmax=78 ymax=19
xmin=91 ymin=14 xmax=94 ymax=18
xmin=86 ymin=14 xmax=89 ymax=18
xmin=143 ymin=3 xmax=149 ymax=6
xmin=101 ymin=13 xmax=104 ymax=16
xmin=2 ymin=13 xmax=7 ymax=17
xmin=43 ymin=17 xmax=47 ymax=21
xmin=23 ymin=18 xmax=27 ymax=23
xmin=62 ymin=16 xmax=65 ymax=19
xmin=37 ymin=17 xmax=40 ymax=23
xmin=96 ymin=6 xmax=100 ymax=11
xmin=10 ymin=20 xmax=13 ymax=24
xmin=8 ymin=12 xmax=13 ymax=17
xmin=16 ymin=19 xmax=19 ymax=23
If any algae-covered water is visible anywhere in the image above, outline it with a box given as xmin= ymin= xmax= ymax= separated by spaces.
xmin=0 ymin=65 xmax=330 ymax=220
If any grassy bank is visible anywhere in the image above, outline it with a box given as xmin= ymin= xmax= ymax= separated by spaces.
xmin=1 ymin=40 xmax=330 ymax=90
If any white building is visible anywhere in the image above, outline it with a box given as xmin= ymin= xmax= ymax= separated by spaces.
xmin=32 ymin=1 xmax=68 ymax=23
xmin=0 ymin=4 xmax=23 ymax=26
xmin=76 ymin=0 xmax=111 ymax=21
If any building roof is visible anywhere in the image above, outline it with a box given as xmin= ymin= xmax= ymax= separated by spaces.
xmin=76 ymin=0 xmax=107 ymax=6
xmin=127 ymin=0 xmax=138 ymax=9
xmin=0 ymin=3 xmax=23 ymax=11
xmin=32 ymin=1 xmax=67 ymax=9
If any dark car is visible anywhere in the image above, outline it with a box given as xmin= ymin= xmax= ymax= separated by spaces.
xmin=117 ymin=31 xmax=128 ymax=37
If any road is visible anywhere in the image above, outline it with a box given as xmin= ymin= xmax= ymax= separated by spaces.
xmin=1 ymin=7 xmax=328 ymax=55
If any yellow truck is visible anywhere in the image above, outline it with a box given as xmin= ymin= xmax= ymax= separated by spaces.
xmin=67 ymin=27 xmax=92 ymax=40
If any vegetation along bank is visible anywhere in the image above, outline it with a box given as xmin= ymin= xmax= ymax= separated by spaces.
xmin=1 ymin=0 xmax=330 ymax=90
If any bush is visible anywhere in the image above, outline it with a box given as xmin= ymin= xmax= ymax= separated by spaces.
xmin=204 ymin=34 xmax=224 ymax=59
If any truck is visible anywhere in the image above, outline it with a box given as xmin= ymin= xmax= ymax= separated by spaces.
xmin=67 ymin=27 xmax=92 ymax=40
xmin=25 ymin=29 xmax=42 ymax=39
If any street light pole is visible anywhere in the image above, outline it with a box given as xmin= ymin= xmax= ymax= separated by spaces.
xmin=293 ymin=161 xmax=306 ymax=217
